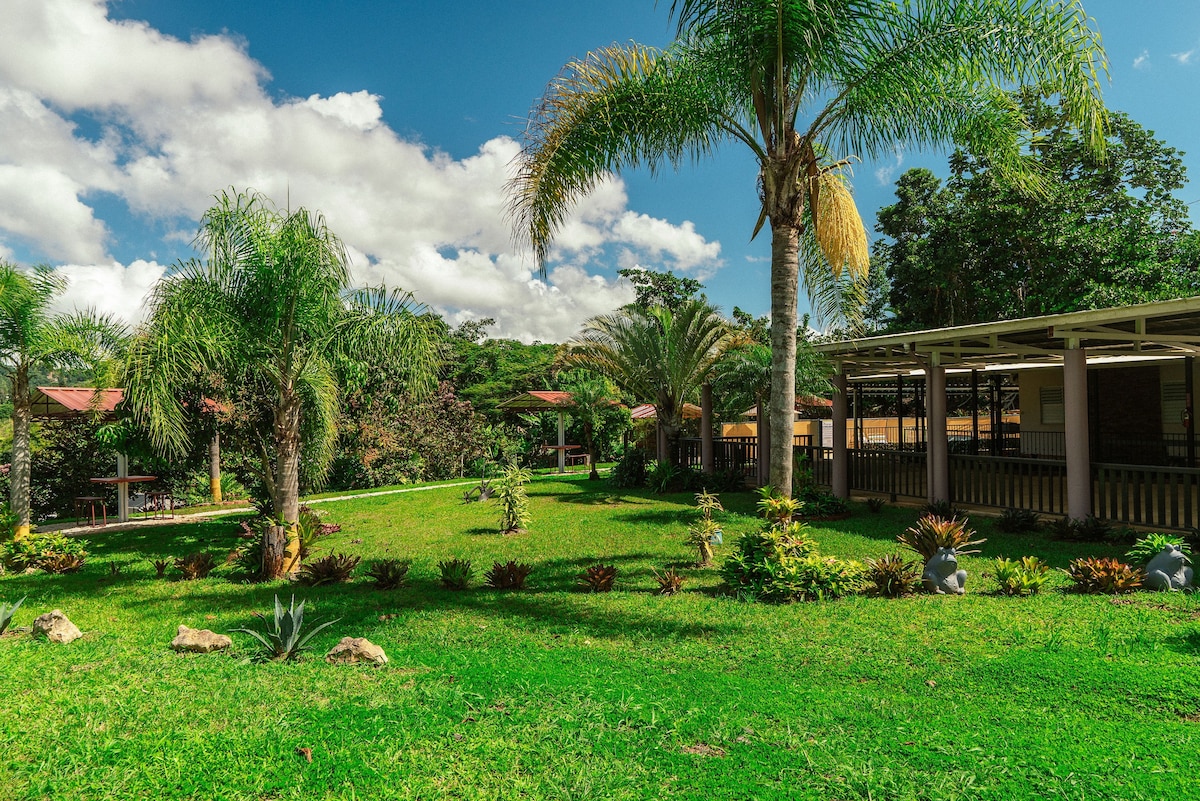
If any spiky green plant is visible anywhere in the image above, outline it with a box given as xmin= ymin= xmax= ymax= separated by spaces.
xmin=993 ymin=556 xmax=1051 ymax=596
xmin=439 ymin=558 xmax=474 ymax=590
xmin=495 ymin=464 xmax=533 ymax=534
xmin=229 ymin=595 xmax=339 ymax=662
xmin=365 ymin=558 xmax=410 ymax=590
xmin=296 ymin=553 xmax=361 ymax=586
xmin=1126 ymin=534 xmax=1191 ymax=566
xmin=863 ymin=554 xmax=921 ymax=598
xmin=0 ymin=596 xmax=25 ymax=635
xmin=899 ymin=515 xmax=986 ymax=561
xmin=756 ymin=487 xmax=801 ymax=528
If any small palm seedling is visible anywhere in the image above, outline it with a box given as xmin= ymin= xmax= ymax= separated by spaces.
xmin=653 ymin=567 xmax=685 ymax=596
xmin=996 ymin=507 xmax=1041 ymax=534
xmin=898 ymin=515 xmax=986 ymax=561
xmin=863 ymin=554 xmax=921 ymax=598
xmin=1126 ymin=533 xmax=1191 ymax=566
xmin=485 ymin=561 xmax=533 ymax=590
xmin=297 ymin=553 xmax=361 ymax=586
xmin=687 ymin=490 xmax=724 ymax=566
xmin=579 ymin=564 xmax=617 ymax=592
xmin=365 ymin=558 xmax=411 ymax=590
xmin=175 ymin=552 xmax=217 ymax=580
xmin=296 ymin=507 xmax=332 ymax=559
xmin=993 ymin=556 xmax=1051 ymax=596
xmin=439 ymin=557 xmax=474 ymax=589
xmin=866 ymin=498 xmax=886 ymax=514
xmin=0 ymin=597 xmax=25 ymax=635
xmin=230 ymin=595 xmax=339 ymax=662
xmin=152 ymin=559 xmax=169 ymax=578
xmin=1067 ymin=557 xmax=1143 ymax=594
xmin=495 ymin=463 xmax=533 ymax=534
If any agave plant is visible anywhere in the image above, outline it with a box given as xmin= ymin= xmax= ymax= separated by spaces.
xmin=230 ymin=595 xmax=339 ymax=662
xmin=365 ymin=558 xmax=411 ymax=590
xmin=579 ymin=564 xmax=617 ymax=593
xmin=485 ymin=560 xmax=533 ymax=590
xmin=653 ymin=567 xmax=685 ymax=596
xmin=0 ymin=596 xmax=25 ymax=635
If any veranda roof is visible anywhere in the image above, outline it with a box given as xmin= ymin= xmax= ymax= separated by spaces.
xmin=816 ymin=296 xmax=1200 ymax=378
xmin=629 ymin=403 xmax=703 ymax=420
xmin=30 ymin=387 xmax=124 ymax=419
xmin=496 ymin=390 xmax=574 ymax=412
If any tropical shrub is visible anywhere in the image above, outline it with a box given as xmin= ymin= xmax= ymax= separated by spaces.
xmin=579 ymin=564 xmax=617 ymax=592
xmin=866 ymin=498 xmax=886 ymax=514
xmin=996 ymin=507 xmax=1041 ymax=533
xmin=863 ymin=554 xmax=921 ymax=598
xmin=1051 ymin=515 xmax=1113 ymax=542
xmin=686 ymin=490 xmax=724 ymax=566
xmin=485 ymin=560 xmax=532 ymax=590
xmin=993 ymin=556 xmax=1051 ymax=596
xmin=653 ymin=567 xmax=685 ymax=595
xmin=1126 ymin=533 xmax=1191 ymax=566
xmin=0 ymin=596 xmax=25 ymax=634
xmin=1 ymin=533 xmax=88 ymax=573
xmin=174 ymin=552 xmax=217 ymax=580
xmin=923 ymin=500 xmax=965 ymax=521
xmin=230 ymin=595 xmax=339 ymax=662
xmin=495 ymin=464 xmax=532 ymax=534
xmin=755 ymin=487 xmax=801 ymax=528
xmin=721 ymin=522 xmax=864 ymax=602
xmin=797 ymin=486 xmax=850 ymax=518
xmin=439 ymin=558 xmax=474 ymax=589
xmin=365 ymin=558 xmax=410 ymax=590
xmin=898 ymin=515 xmax=985 ymax=561
xmin=1067 ymin=557 xmax=1143 ymax=594
xmin=609 ymin=447 xmax=648 ymax=488
xmin=297 ymin=553 xmax=361 ymax=586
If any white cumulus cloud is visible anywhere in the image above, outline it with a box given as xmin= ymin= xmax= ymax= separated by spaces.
xmin=1133 ymin=50 xmax=1150 ymax=70
xmin=0 ymin=0 xmax=723 ymax=343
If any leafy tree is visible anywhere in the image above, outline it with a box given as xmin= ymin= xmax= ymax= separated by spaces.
xmin=509 ymin=0 xmax=1106 ymax=495
xmin=878 ymin=96 xmax=1197 ymax=330
xmin=617 ymin=267 xmax=704 ymax=312
xmin=442 ymin=336 xmax=557 ymax=421
xmin=126 ymin=189 xmax=440 ymax=577
xmin=560 ymin=373 xmax=629 ymax=480
xmin=561 ymin=300 xmax=735 ymax=465
xmin=0 ymin=263 xmax=125 ymax=538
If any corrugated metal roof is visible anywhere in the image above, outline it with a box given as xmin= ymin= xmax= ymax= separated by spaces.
xmin=630 ymin=403 xmax=702 ymax=420
xmin=31 ymin=387 xmax=124 ymax=418
xmin=496 ymin=390 xmax=574 ymax=411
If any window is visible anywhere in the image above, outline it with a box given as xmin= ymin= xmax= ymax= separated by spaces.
xmin=1040 ymin=386 xmax=1064 ymax=425
xmin=1163 ymin=381 xmax=1187 ymax=427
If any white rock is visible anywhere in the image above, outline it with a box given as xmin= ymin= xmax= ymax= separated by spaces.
xmin=32 ymin=610 xmax=82 ymax=644
xmin=170 ymin=625 xmax=232 ymax=653
xmin=325 ymin=636 xmax=388 ymax=666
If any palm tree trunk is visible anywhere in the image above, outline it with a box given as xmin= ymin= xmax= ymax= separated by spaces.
xmin=768 ymin=222 xmax=800 ymax=497
xmin=585 ymin=424 xmax=600 ymax=480
xmin=264 ymin=391 xmax=302 ymax=578
xmin=9 ymin=367 xmax=31 ymax=539
xmin=209 ymin=432 xmax=222 ymax=503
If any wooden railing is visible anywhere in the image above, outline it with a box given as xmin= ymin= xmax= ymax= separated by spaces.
xmin=1092 ymin=462 xmax=1200 ymax=530
xmin=949 ymin=454 xmax=1068 ymax=515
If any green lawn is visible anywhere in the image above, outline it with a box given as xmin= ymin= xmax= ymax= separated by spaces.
xmin=1 ymin=475 xmax=1198 ymax=800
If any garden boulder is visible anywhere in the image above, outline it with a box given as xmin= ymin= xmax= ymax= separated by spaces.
xmin=32 ymin=610 xmax=82 ymax=644
xmin=325 ymin=637 xmax=388 ymax=666
xmin=170 ymin=625 xmax=232 ymax=653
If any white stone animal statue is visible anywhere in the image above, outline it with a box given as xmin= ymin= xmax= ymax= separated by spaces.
xmin=1144 ymin=545 xmax=1193 ymax=591
xmin=922 ymin=547 xmax=967 ymax=595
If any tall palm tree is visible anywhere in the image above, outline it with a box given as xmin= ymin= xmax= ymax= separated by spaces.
xmin=0 ymin=263 xmax=127 ymax=539
xmin=126 ymin=189 xmax=440 ymax=577
xmin=562 ymin=300 xmax=735 ymax=464
xmin=509 ymin=0 xmax=1106 ymax=495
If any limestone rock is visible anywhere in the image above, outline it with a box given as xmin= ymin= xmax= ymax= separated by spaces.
xmin=171 ymin=625 xmax=232 ymax=653
xmin=325 ymin=636 xmax=388 ymax=666
xmin=32 ymin=610 xmax=82 ymax=644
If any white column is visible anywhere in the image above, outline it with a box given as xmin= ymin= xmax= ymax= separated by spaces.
xmin=927 ymin=362 xmax=949 ymax=503
xmin=557 ymin=410 xmax=566 ymax=474
xmin=116 ymin=452 xmax=130 ymax=523
xmin=832 ymin=371 xmax=849 ymax=499
xmin=1064 ymin=347 xmax=1092 ymax=520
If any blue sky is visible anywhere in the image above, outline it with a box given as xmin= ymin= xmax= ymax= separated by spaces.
xmin=2 ymin=0 xmax=1199 ymax=341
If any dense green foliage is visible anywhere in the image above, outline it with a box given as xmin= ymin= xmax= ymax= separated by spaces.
xmin=877 ymin=95 xmax=1200 ymax=330
xmin=1 ymin=479 xmax=1199 ymax=798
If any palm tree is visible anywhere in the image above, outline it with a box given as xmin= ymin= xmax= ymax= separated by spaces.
xmin=508 ymin=0 xmax=1106 ymax=495
xmin=562 ymin=300 xmax=734 ymax=465
xmin=0 ymin=263 xmax=126 ymax=539
xmin=126 ymin=189 xmax=440 ymax=578
xmin=561 ymin=374 xmax=625 ymax=480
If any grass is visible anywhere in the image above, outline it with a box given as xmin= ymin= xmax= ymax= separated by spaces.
xmin=2 ymin=476 xmax=1199 ymax=800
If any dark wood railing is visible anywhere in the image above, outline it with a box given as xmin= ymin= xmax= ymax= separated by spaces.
xmin=1092 ymin=463 xmax=1200 ymax=530
xmin=949 ymin=454 xmax=1067 ymax=516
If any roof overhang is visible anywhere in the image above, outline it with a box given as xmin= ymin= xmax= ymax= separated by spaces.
xmin=816 ymin=296 xmax=1200 ymax=378
xmin=31 ymin=387 xmax=124 ymax=419
xmin=496 ymin=390 xmax=574 ymax=412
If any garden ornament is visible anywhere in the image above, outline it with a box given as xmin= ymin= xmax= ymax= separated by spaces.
xmin=922 ymin=547 xmax=967 ymax=595
xmin=1144 ymin=545 xmax=1193 ymax=591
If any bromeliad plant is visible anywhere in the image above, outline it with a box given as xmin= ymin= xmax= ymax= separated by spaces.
xmin=485 ymin=561 xmax=533 ymax=590
xmin=297 ymin=553 xmax=361 ymax=586
xmin=1125 ymin=533 xmax=1191 ymax=566
xmin=653 ymin=567 xmax=685 ymax=596
xmin=993 ymin=556 xmax=1051 ymax=596
xmin=756 ymin=487 xmax=801 ymax=528
xmin=365 ymin=558 xmax=410 ymax=590
xmin=1 ymin=533 xmax=88 ymax=573
xmin=1067 ymin=557 xmax=1143 ymax=594
xmin=174 ymin=552 xmax=217 ymax=580
xmin=230 ymin=595 xmax=339 ymax=662
xmin=996 ymin=507 xmax=1041 ymax=534
xmin=579 ymin=564 xmax=617 ymax=593
xmin=863 ymin=554 xmax=921 ymax=598
xmin=899 ymin=515 xmax=986 ymax=561
xmin=495 ymin=463 xmax=532 ymax=534
xmin=439 ymin=558 xmax=474 ymax=590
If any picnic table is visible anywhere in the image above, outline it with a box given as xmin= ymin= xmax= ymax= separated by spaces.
xmin=89 ymin=475 xmax=157 ymax=523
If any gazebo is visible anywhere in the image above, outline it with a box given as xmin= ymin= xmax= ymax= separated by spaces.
xmin=496 ymin=391 xmax=579 ymax=473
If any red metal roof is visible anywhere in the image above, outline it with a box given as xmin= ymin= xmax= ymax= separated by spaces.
xmin=31 ymin=387 xmax=124 ymax=418
xmin=496 ymin=390 xmax=574 ymax=411
xmin=630 ymin=403 xmax=703 ymax=420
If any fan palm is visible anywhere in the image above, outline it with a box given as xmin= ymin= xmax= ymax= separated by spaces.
xmin=125 ymin=189 xmax=440 ymax=577
xmin=509 ymin=0 xmax=1106 ymax=494
xmin=562 ymin=300 xmax=735 ymax=464
xmin=0 ymin=262 xmax=127 ymax=539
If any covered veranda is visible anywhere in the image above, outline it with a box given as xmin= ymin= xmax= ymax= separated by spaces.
xmin=815 ymin=297 xmax=1200 ymax=530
